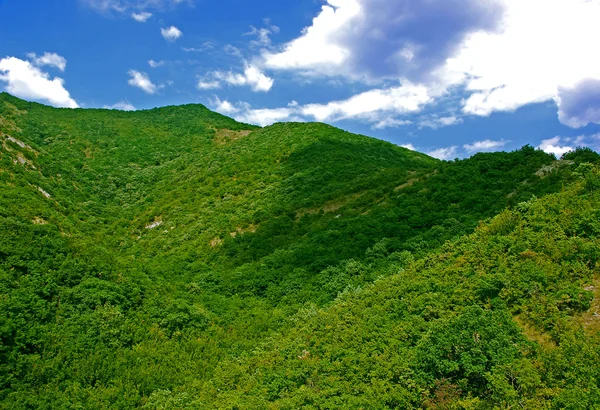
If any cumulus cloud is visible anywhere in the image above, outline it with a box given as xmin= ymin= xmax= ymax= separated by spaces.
xmin=236 ymin=106 xmax=296 ymax=126
xmin=463 ymin=139 xmax=508 ymax=153
xmin=161 ymin=26 xmax=182 ymax=42
xmin=556 ymin=79 xmax=600 ymax=129
xmin=400 ymin=143 xmax=416 ymax=151
xmin=454 ymin=0 xmax=600 ymax=126
xmin=210 ymin=98 xmax=300 ymax=126
xmin=245 ymin=0 xmax=600 ymax=129
xmin=0 ymin=56 xmax=78 ymax=108
xmin=209 ymin=83 xmax=431 ymax=126
xmin=301 ymin=83 xmax=432 ymax=122
xmin=105 ymin=100 xmax=136 ymax=110
xmin=209 ymin=0 xmax=501 ymax=129
xmin=127 ymin=70 xmax=158 ymax=94
xmin=208 ymin=80 xmax=433 ymax=128
xmin=132 ymin=11 xmax=152 ymax=22
xmin=262 ymin=0 xmax=359 ymax=74
xmin=217 ymin=65 xmax=273 ymax=92
xmin=207 ymin=81 xmax=434 ymax=127
xmin=538 ymin=137 xmax=573 ymax=157
xmin=262 ymin=0 xmax=504 ymax=82
xmin=201 ymin=65 xmax=274 ymax=92
xmin=426 ymin=146 xmax=458 ymax=160
xmin=27 ymin=52 xmax=67 ymax=71
xmin=212 ymin=98 xmax=238 ymax=115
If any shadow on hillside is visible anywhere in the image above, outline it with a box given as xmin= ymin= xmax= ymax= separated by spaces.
xmin=217 ymin=134 xmax=436 ymax=273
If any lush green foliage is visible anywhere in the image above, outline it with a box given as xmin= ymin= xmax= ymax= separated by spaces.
xmin=0 ymin=92 xmax=598 ymax=409
xmin=191 ymin=175 xmax=600 ymax=409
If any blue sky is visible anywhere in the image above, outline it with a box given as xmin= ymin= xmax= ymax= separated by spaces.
xmin=1 ymin=0 xmax=599 ymax=159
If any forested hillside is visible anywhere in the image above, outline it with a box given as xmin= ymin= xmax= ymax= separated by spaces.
xmin=0 ymin=92 xmax=598 ymax=409
xmin=192 ymin=169 xmax=600 ymax=409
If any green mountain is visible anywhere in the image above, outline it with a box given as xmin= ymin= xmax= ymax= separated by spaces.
xmin=0 ymin=92 xmax=598 ymax=409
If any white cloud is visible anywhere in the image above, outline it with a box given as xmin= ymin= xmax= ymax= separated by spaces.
xmin=82 ymin=0 xmax=126 ymax=12
xmin=255 ymin=0 xmax=600 ymax=129
xmin=148 ymin=59 xmax=164 ymax=68
xmin=400 ymin=143 xmax=416 ymax=151
xmin=418 ymin=116 xmax=463 ymax=129
xmin=207 ymin=82 xmax=432 ymax=127
xmin=262 ymin=0 xmax=504 ymax=82
xmin=211 ymin=98 xmax=299 ymax=126
xmin=27 ymin=52 xmax=67 ymax=72
xmin=182 ymin=42 xmax=215 ymax=52
xmin=208 ymin=83 xmax=430 ymax=126
xmin=197 ymin=80 xmax=220 ymax=90
xmin=0 ymin=56 xmax=78 ymax=108
xmin=463 ymin=139 xmax=508 ymax=153
xmin=223 ymin=45 xmax=242 ymax=57
xmin=426 ymin=146 xmax=458 ymax=160
xmin=556 ymin=79 xmax=600 ymax=128
xmin=197 ymin=0 xmax=599 ymax=130
xmin=127 ymin=69 xmax=158 ymax=94
xmin=244 ymin=24 xmax=279 ymax=47
xmin=82 ymin=0 xmax=189 ymax=14
xmin=573 ymin=133 xmax=600 ymax=147
xmin=105 ymin=101 xmax=136 ymax=110
xmin=538 ymin=137 xmax=573 ymax=157
xmin=131 ymin=11 xmax=152 ymax=22
xmin=204 ymin=65 xmax=274 ymax=92
xmin=373 ymin=118 xmax=412 ymax=129
xmin=212 ymin=98 xmax=238 ymax=114
xmin=453 ymin=0 xmax=600 ymax=126
xmin=301 ymin=83 xmax=432 ymax=122
xmin=262 ymin=0 xmax=360 ymax=74
xmin=235 ymin=0 xmax=498 ymax=128
xmin=161 ymin=26 xmax=182 ymax=42
xmin=236 ymin=106 xmax=297 ymax=126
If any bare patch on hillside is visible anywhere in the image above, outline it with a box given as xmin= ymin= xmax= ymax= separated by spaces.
xmin=10 ymin=152 xmax=36 ymax=169
xmin=210 ymin=237 xmax=223 ymax=247
xmin=582 ymin=277 xmax=600 ymax=334
xmin=37 ymin=187 xmax=51 ymax=198
xmin=0 ymin=103 xmax=26 ymax=134
xmin=6 ymin=136 xmax=31 ymax=150
xmin=394 ymin=177 xmax=420 ymax=191
xmin=296 ymin=192 xmax=364 ymax=219
xmin=229 ymin=224 xmax=258 ymax=238
xmin=84 ymin=146 xmax=94 ymax=158
xmin=1 ymin=131 xmax=38 ymax=170
xmin=536 ymin=160 xmax=574 ymax=178
xmin=395 ymin=170 xmax=438 ymax=191
xmin=32 ymin=217 xmax=48 ymax=225
xmin=214 ymin=129 xmax=252 ymax=145
xmin=145 ymin=216 xmax=163 ymax=229
xmin=513 ymin=315 xmax=556 ymax=349
xmin=3 ymin=102 xmax=27 ymax=117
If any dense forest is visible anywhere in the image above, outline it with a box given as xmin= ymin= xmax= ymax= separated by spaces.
xmin=1 ymin=92 xmax=599 ymax=409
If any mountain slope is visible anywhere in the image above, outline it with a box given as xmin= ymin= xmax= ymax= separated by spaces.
xmin=174 ymin=167 xmax=600 ymax=409
xmin=0 ymin=93 xmax=597 ymax=408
